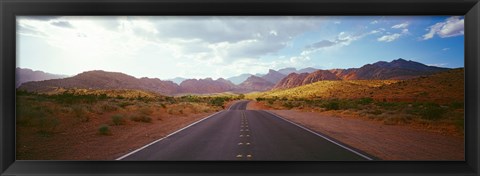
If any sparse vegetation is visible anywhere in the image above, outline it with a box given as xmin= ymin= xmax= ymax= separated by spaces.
xmin=111 ymin=114 xmax=126 ymax=126
xmin=130 ymin=114 xmax=152 ymax=123
xmin=98 ymin=124 xmax=111 ymax=135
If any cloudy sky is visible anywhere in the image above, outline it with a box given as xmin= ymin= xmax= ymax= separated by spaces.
xmin=17 ymin=16 xmax=464 ymax=80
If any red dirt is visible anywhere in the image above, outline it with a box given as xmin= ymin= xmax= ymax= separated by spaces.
xmin=247 ymin=101 xmax=464 ymax=160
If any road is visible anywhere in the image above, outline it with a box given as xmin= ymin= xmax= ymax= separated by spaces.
xmin=118 ymin=100 xmax=373 ymax=161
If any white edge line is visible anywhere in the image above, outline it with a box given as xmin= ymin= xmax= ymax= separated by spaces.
xmin=115 ymin=110 xmax=224 ymax=160
xmin=264 ymin=110 xmax=374 ymax=161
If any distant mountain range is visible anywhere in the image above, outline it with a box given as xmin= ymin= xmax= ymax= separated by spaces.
xmin=18 ymin=58 xmax=451 ymax=95
xmin=16 ymin=67 xmax=68 ymax=88
xmin=273 ymin=58 xmax=448 ymax=89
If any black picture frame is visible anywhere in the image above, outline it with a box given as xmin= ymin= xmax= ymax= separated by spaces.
xmin=1 ymin=0 xmax=479 ymax=175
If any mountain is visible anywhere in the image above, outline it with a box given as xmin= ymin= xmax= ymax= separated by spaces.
xmin=18 ymin=70 xmax=180 ymax=95
xmin=227 ymin=73 xmax=253 ymax=85
xmin=273 ymin=72 xmax=310 ymax=90
xmin=252 ymin=68 xmax=463 ymax=104
xmin=330 ymin=58 xmax=448 ymax=80
xmin=16 ymin=68 xmax=68 ymax=88
xmin=261 ymin=69 xmax=286 ymax=84
xmin=236 ymin=75 xmax=275 ymax=92
xmin=168 ymin=77 xmax=187 ymax=85
xmin=179 ymin=78 xmax=235 ymax=94
xmin=278 ymin=67 xmax=297 ymax=75
xmin=273 ymin=70 xmax=340 ymax=90
xmin=302 ymin=70 xmax=341 ymax=85
xmin=297 ymin=67 xmax=318 ymax=73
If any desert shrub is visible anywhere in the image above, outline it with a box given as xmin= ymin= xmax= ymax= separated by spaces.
xmin=256 ymin=97 xmax=265 ymax=101
xmin=72 ymin=105 xmax=89 ymax=122
xmin=37 ymin=116 xmax=60 ymax=136
xmin=16 ymin=104 xmax=46 ymax=126
xmin=98 ymin=124 xmax=111 ymax=135
xmin=418 ymin=103 xmax=446 ymax=120
xmin=267 ymin=99 xmax=275 ymax=105
xmin=407 ymin=102 xmax=446 ymax=120
xmin=159 ymin=103 xmax=167 ymax=108
xmin=323 ymin=101 xmax=339 ymax=110
xmin=139 ymin=106 xmax=153 ymax=115
xmin=237 ymin=94 xmax=245 ymax=100
xmin=118 ymin=101 xmax=134 ymax=108
xmin=111 ymin=114 xmax=126 ymax=125
xmin=130 ymin=114 xmax=152 ymax=123
xmin=450 ymin=102 xmax=464 ymax=109
xmin=358 ymin=97 xmax=373 ymax=105
xmin=367 ymin=109 xmax=383 ymax=115
xmin=100 ymin=102 xmax=119 ymax=112
xmin=51 ymin=92 xmax=98 ymax=104
xmin=209 ymin=97 xmax=226 ymax=107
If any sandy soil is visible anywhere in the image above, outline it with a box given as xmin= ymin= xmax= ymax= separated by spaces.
xmin=17 ymin=108 xmax=217 ymax=160
xmin=247 ymin=101 xmax=464 ymax=160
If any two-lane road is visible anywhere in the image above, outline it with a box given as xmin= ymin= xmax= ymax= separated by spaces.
xmin=118 ymin=101 xmax=373 ymax=161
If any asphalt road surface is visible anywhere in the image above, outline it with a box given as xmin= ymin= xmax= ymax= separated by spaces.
xmin=118 ymin=100 xmax=373 ymax=161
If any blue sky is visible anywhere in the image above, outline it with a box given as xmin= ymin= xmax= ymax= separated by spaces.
xmin=16 ymin=16 xmax=464 ymax=79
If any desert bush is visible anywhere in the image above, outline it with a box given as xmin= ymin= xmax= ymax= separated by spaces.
xmin=130 ymin=114 xmax=152 ymax=123
xmin=209 ymin=97 xmax=226 ymax=108
xmin=72 ymin=105 xmax=89 ymax=122
xmin=118 ymin=101 xmax=134 ymax=108
xmin=37 ymin=116 xmax=60 ymax=136
xmin=450 ymin=102 xmax=464 ymax=109
xmin=159 ymin=103 xmax=167 ymax=108
xmin=98 ymin=124 xmax=111 ymax=135
xmin=111 ymin=114 xmax=126 ymax=125
xmin=100 ymin=102 xmax=119 ymax=112
xmin=357 ymin=97 xmax=373 ymax=105
xmin=323 ymin=101 xmax=340 ymax=110
xmin=139 ymin=106 xmax=153 ymax=115
xmin=419 ymin=103 xmax=446 ymax=120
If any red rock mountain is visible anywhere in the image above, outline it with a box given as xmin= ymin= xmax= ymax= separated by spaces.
xmin=261 ymin=69 xmax=286 ymax=84
xmin=19 ymin=70 xmax=180 ymax=95
xmin=16 ymin=67 xmax=68 ymax=88
xmin=179 ymin=78 xmax=235 ymax=94
xmin=273 ymin=72 xmax=310 ymax=90
xmin=236 ymin=75 xmax=275 ymax=92
xmin=273 ymin=70 xmax=340 ymax=90
xmin=329 ymin=58 xmax=448 ymax=80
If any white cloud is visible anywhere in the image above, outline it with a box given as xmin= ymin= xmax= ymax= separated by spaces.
xmin=442 ymin=48 xmax=450 ymax=51
xmin=17 ymin=16 xmax=328 ymax=79
xmin=422 ymin=16 xmax=464 ymax=40
xmin=377 ymin=26 xmax=409 ymax=42
xmin=377 ymin=33 xmax=401 ymax=42
xmin=391 ymin=22 xmax=409 ymax=29
xmin=370 ymin=20 xmax=378 ymax=24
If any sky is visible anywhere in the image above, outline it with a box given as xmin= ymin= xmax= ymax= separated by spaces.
xmin=16 ymin=16 xmax=464 ymax=80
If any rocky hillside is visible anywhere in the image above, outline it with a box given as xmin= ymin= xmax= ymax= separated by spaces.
xmin=261 ymin=69 xmax=286 ymax=84
xmin=330 ymin=58 xmax=448 ymax=80
xmin=235 ymin=75 xmax=275 ymax=93
xmin=179 ymin=78 xmax=236 ymax=94
xmin=19 ymin=70 xmax=180 ymax=95
xmin=16 ymin=67 xmax=68 ymax=88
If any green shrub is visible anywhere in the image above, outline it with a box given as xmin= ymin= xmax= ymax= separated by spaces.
xmin=323 ymin=101 xmax=339 ymax=110
xmin=111 ymin=114 xmax=126 ymax=125
xmin=118 ymin=101 xmax=134 ymax=108
xmin=130 ymin=115 xmax=152 ymax=123
xmin=358 ymin=97 xmax=373 ymax=105
xmin=98 ymin=124 xmax=111 ymax=135
xmin=419 ymin=103 xmax=446 ymax=120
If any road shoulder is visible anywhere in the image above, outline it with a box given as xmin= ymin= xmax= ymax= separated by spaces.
xmin=248 ymin=102 xmax=464 ymax=160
